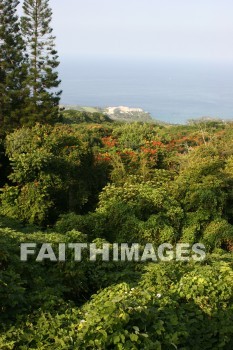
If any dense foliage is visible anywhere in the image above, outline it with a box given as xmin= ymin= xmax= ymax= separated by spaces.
xmin=0 ymin=123 xmax=108 ymax=225
xmin=0 ymin=222 xmax=232 ymax=349
xmin=0 ymin=2 xmax=233 ymax=349
xmin=0 ymin=117 xmax=233 ymax=349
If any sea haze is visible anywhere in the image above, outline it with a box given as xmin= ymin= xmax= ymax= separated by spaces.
xmin=59 ymin=57 xmax=233 ymax=124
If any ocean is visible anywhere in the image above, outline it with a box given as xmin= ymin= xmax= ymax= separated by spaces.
xmin=59 ymin=57 xmax=233 ymax=124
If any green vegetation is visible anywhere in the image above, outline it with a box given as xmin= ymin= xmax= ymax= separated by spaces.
xmin=0 ymin=118 xmax=233 ymax=349
xmin=0 ymin=1 xmax=232 ymax=349
xmin=62 ymin=109 xmax=113 ymax=124
xmin=0 ymin=0 xmax=61 ymax=136
xmin=21 ymin=0 xmax=62 ymax=125
xmin=0 ymin=0 xmax=28 ymax=135
xmin=62 ymin=105 xmax=153 ymax=123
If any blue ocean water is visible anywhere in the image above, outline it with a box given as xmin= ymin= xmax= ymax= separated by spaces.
xmin=59 ymin=57 xmax=233 ymax=124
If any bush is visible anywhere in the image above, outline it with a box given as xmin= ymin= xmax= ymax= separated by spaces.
xmin=1 ymin=258 xmax=232 ymax=349
xmin=0 ymin=124 xmax=95 ymax=225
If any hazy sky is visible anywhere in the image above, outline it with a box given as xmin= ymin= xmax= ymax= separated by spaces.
xmin=20 ymin=0 xmax=233 ymax=62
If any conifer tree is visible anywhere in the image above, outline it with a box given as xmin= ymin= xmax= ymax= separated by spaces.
xmin=0 ymin=0 xmax=28 ymax=135
xmin=21 ymin=0 xmax=62 ymax=125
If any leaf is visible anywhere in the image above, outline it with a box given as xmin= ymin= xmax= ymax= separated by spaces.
xmin=129 ymin=333 xmax=138 ymax=342
xmin=132 ymin=326 xmax=139 ymax=333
